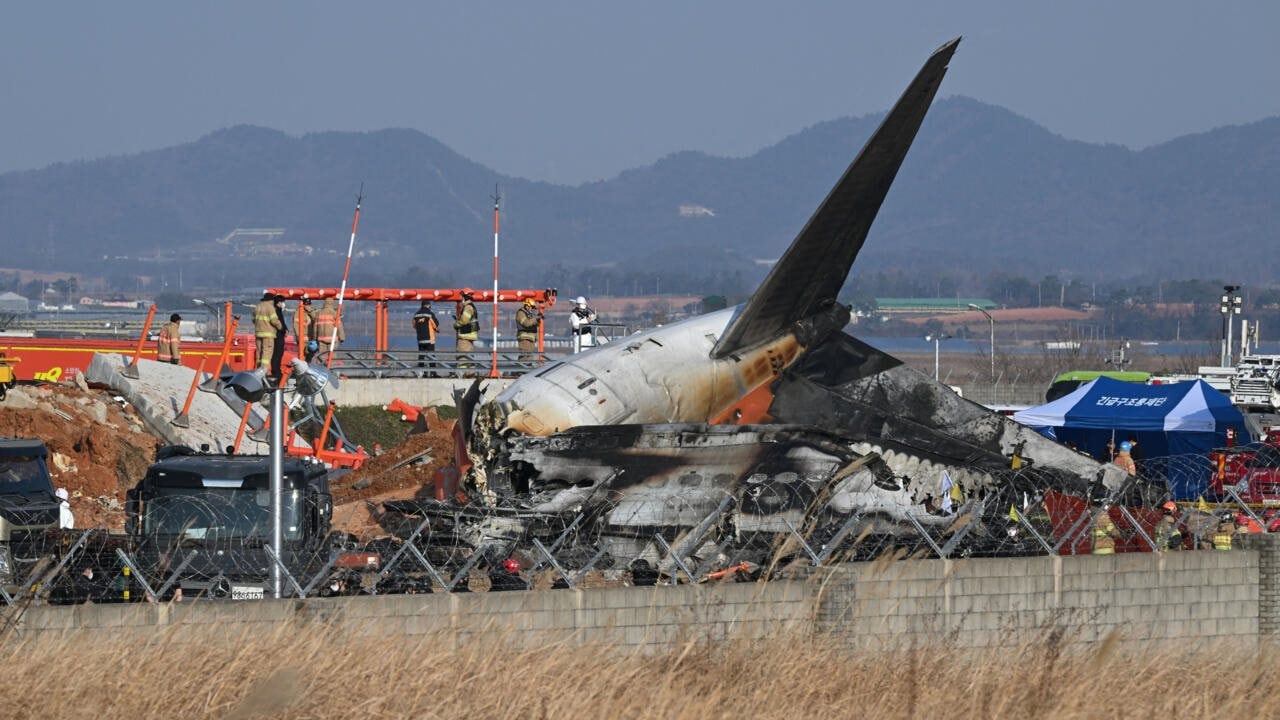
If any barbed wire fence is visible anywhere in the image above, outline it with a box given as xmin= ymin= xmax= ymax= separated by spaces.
xmin=3 ymin=448 xmax=1276 ymax=611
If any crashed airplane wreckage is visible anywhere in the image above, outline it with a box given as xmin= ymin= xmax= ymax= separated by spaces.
xmin=386 ymin=38 xmax=1149 ymax=575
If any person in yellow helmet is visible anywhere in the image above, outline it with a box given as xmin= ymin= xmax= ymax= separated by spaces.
xmin=515 ymin=297 xmax=542 ymax=363
xmin=252 ymin=292 xmax=282 ymax=370
xmin=1091 ymin=503 xmax=1121 ymax=555
xmin=312 ymin=297 xmax=344 ymax=361
xmin=454 ymin=288 xmax=479 ymax=376
xmin=1155 ymin=501 xmax=1183 ymax=551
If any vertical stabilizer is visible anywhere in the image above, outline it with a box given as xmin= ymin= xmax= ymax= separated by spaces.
xmin=712 ymin=38 xmax=960 ymax=359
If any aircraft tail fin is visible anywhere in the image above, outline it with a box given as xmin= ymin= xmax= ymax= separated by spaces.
xmin=712 ymin=37 xmax=960 ymax=359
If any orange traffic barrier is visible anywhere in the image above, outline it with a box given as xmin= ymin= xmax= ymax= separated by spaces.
xmin=172 ymin=358 xmax=208 ymax=428
xmin=200 ymin=316 xmax=239 ymax=392
xmin=231 ymin=402 xmax=253 ymax=455
xmin=121 ymin=305 xmax=157 ymax=379
xmin=383 ymin=397 xmax=422 ymax=422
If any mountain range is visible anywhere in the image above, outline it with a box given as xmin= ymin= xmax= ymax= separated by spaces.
xmin=1 ymin=96 xmax=1277 ymax=289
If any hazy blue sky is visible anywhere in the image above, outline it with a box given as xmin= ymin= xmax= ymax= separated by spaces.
xmin=2 ymin=1 xmax=1277 ymax=185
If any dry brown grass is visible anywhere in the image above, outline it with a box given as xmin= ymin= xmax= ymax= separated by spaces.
xmin=3 ymin=619 xmax=1275 ymax=719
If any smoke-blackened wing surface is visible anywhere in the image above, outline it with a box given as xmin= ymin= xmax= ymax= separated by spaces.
xmin=712 ymin=37 xmax=960 ymax=359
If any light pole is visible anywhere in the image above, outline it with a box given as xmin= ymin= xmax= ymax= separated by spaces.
xmin=967 ymin=303 xmax=994 ymax=383
xmin=925 ymin=333 xmax=951 ymax=381
xmin=221 ymin=367 xmax=283 ymax=599
xmin=192 ymin=298 xmax=221 ymax=339
xmin=1220 ymin=286 xmax=1242 ymax=367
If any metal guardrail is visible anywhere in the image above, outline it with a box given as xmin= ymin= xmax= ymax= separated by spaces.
xmin=319 ymin=348 xmax=565 ymax=379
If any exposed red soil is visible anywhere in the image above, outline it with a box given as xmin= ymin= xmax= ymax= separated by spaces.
xmin=0 ymin=384 xmax=158 ymax=530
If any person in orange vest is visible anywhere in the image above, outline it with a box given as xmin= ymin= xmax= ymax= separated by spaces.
xmin=413 ymin=300 xmax=439 ymax=372
xmin=1113 ymin=441 xmax=1137 ymax=476
xmin=157 ymin=313 xmax=182 ymax=364
xmin=1234 ymin=511 xmax=1263 ymax=534
xmin=252 ymin=292 xmax=282 ymax=370
xmin=312 ymin=298 xmax=345 ymax=361
xmin=294 ymin=298 xmax=315 ymax=362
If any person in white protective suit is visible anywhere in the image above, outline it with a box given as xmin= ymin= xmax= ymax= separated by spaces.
xmin=569 ymin=296 xmax=603 ymax=353
xmin=56 ymin=487 xmax=74 ymax=529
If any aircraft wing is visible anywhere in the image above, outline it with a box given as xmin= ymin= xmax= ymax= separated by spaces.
xmin=711 ymin=37 xmax=960 ymax=359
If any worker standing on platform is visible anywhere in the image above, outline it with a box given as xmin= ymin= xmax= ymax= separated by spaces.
xmin=294 ymin=298 xmax=315 ymax=362
xmin=253 ymin=292 xmax=282 ymax=371
xmin=454 ymin=288 xmax=479 ymax=375
xmin=312 ymin=298 xmax=344 ymax=361
xmin=270 ymin=294 xmax=289 ymax=382
xmin=413 ymin=300 xmax=440 ymax=372
xmin=157 ymin=313 xmax=182 ymax=365
xmin=515 ymin=298 xmax=541 ymax=363
xmin=569 ymin=296 xmax=597 ymax=353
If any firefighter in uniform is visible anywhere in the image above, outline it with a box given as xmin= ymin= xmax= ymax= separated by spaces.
xmin=1155 ymin=501 xmax=1183 ymax=551
xmin=1212 ymin=515 xmax=1236 ymax=550
xmin=454 ymin=288 xmax=479 ymax=375
xmin=294 ymin=298 xmax=315 ymax=362
xmin=157 ymin=313 xmax=182 ymax=365
xmin=270 ymin=294 xmax=289 ymax=381
xmin=1113 ymin=441 xmax=1137 ymax=476
xmin=515 ymin=297 xmax=541 ymax=363
xmin=312 ymin=298 xmax=344 ymax=361
xmin=1091 ymin=503 xmax=1120 ymax=555
xmin=252 ymin=292 xmax=282 ymax=370
xmin=413 ymin=300 xmax=439 ymax=372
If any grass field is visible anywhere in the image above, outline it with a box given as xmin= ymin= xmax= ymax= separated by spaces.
xmin=3 ymin=618 xmax=1272 ymax=718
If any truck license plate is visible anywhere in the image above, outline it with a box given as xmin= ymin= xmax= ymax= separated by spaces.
xmin=231 ymin=585 xmax=265 ymax=600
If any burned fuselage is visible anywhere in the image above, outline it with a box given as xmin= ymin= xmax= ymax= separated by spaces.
xmin=402 ymin=38 xmax=1141 ymax=575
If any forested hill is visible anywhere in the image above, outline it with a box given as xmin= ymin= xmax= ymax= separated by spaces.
xmin=1 ymin=97 xmax=1276 ymax=286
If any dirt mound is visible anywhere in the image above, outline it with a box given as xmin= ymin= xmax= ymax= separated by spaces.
xmin=328 ymin=408 xmax=457 ymax=539
xmin=1 ymin=383 xmax=457 ymax=540
xmin=333 ymin=408 xmax=456 ymax=504
xmin=0 ymin=384 xmax=158 ymax=530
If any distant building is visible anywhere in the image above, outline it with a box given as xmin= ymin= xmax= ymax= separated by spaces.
xmin=0 ymin=292 xmax=30 ymax=314
xmin=874 ymin=298 xmax=995 ymax=315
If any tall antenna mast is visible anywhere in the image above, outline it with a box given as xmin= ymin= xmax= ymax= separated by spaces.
xmin=489 ymin=185 xmax=501 ymax=378
xmin=328 ymin=183 xmax=363 ymax=369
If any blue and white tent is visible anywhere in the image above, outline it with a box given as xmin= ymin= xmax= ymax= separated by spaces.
xmin=1013 ymin=377 xmax=1249 ymax=499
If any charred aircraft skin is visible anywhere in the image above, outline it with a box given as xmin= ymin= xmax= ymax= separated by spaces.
xmin=414 ymin=38 xmax=1146 ymax=576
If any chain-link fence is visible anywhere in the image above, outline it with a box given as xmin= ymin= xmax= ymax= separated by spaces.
xmin=6 ymin=445 xmax=1274 ymax=611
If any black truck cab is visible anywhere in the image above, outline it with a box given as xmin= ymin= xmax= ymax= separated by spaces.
xmin=0 ymin=438 xmax=60 ymax=586
xmin=125 ymin=449 xmax=333 ymax=599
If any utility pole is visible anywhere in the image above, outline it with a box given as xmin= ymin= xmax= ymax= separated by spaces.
xmin=1220 ymin=285 xmax=1242 ymax=367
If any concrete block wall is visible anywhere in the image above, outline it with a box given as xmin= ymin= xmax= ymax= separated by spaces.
xmin=815 ymin=551 xmax=1259 ymax=649
xmin=333 ymin=378 xmax=512 ymax=408
xmin=1245 ymin=533 xmax=1280 ymax=635
xmin=13 ymin=551 xmax=1269 ymax=649
xmin=14 ymin=579 xmax=813 ymax=649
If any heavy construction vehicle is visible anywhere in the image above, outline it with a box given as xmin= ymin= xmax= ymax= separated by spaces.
xmin=0 ymin=438 xmax=60 ymax=589
xmin=124 ymin=447 xmax=349 ymax=599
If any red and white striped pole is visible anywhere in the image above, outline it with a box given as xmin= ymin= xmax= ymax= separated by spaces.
xmin=489 ymin=186 xmax=501 ymax=378
xmin=328 ymin=184 xmax=363 ymax=369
